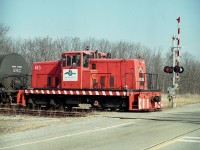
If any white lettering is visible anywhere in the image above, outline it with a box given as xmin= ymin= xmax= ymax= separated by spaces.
xmin=12 ymin=66 xmax=22 ymax=73
xmin=35 ymin=65 xmax=41 ymax=70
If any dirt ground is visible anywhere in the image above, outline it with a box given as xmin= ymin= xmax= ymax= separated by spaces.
xmin=0 ymin=114 xmax=79 ymax=136
xmin=0 ymin=94 xmax=200 ymax=136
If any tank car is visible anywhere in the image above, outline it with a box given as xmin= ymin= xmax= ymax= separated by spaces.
xmin=0 ymin=53 xmax=29 ymax=106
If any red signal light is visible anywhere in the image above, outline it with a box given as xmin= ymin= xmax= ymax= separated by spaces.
xmin=164 ymin=66 xmax=184 ymax=73
xmin=164 ymin=66 xmax=173 ymax=73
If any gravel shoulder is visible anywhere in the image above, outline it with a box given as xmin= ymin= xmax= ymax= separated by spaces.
xmin=0 ymin=114 xmax=81 ymax=136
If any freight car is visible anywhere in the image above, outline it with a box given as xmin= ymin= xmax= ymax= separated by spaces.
xmin=16 ymin=49 xmax=162 ymax=111
xmin=0 ymin=53 xmax=29 ymax=106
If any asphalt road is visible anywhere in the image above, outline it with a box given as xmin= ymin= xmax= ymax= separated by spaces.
xmin=0 ymin=103 xmax=200 ymax=150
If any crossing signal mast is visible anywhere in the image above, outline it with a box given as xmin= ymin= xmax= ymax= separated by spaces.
xmin=164 ymin=16 xmax=184 ymax=107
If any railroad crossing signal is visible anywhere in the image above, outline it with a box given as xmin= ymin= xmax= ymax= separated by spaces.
xmin=166 ymin=16 xmax=184 ymax=108
xmin=164 ymin=66 xmax=184 ymax=74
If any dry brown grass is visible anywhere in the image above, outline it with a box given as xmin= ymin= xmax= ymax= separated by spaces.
xmin=0 ymin=115 xmax=71 ymax=136
xmin=162 ymin=94 xmax=200 ymax=108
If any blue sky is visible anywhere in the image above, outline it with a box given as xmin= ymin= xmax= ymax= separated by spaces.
xmin=0 ymin=0 xmax=200 ymax=56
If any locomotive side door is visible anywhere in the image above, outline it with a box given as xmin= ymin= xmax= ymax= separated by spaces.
xmin=61 ymin=52 xmax=82 ymax=89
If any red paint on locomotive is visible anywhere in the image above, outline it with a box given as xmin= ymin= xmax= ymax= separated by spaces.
xmin=32 ymin=61 xmax=61 ymax=88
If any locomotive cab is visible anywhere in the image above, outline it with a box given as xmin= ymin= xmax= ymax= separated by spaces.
xmin=61 ymin=51 xmax=96 ymax=89
xmin=61 ymin=50 xmax=108 ymax=89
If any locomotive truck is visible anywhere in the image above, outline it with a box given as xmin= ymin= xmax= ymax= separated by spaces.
xmin=1 ymin=49 xmax=162 ymax=111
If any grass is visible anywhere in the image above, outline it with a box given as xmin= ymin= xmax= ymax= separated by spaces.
xmin=162 ymin=94 xmax=200 ymax=108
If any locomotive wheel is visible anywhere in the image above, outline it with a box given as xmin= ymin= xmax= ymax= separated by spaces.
xmin=58 ymin=105 xmax=65 ymax=111
xmin=110 ymin=108 xmax=116 ymax=111
xmin=27 ymin=98 xmax=35 ymax=109
xmin=67 ymin=105 xmax=73 ymax=111
xmin=35 ymin=104 xmax=41 ymax=110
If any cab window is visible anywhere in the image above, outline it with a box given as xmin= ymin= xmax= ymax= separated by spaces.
xmin=62 ymin=54 xmax=66 ymax=67
xmin=67 ymin=54 xmax=81 ymax=66
xmin=83 ymin=54 xmax=89 ymax=68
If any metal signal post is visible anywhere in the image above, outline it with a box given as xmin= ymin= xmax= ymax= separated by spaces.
xmin=165 ymin=16 xmax=184 ymax=107
xmin=175 ymin=16 xmax=181 ymax=85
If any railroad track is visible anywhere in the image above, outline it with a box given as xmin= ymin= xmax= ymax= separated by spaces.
xmin=0 ymin=108 xmax=92 ymax=117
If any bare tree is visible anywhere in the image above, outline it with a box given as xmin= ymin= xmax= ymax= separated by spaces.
xmin=0 ymin=24 xmax=12 ymax=54
xmin=180 ymin=53 xmax=200 ymax=94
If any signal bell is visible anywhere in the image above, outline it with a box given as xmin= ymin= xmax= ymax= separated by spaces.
xmin=164 ymin=66 xmax=184 ymax=73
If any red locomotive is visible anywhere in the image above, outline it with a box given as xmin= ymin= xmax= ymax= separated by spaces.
xmin=17 ymin=49 xmax=162 ymax=111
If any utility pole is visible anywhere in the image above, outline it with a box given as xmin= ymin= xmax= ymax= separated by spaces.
xmin=164 ymin=16 xmax=184 ymax=107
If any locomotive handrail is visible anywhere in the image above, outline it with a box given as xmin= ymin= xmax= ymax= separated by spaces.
xmin=144 ymin=73 xmax=160 ymax=90
xmin=30 ymin=88 xmax=128 ymax=91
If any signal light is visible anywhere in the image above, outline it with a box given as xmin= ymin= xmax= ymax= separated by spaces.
xmin=174 ymin=66 xmax=184 ymax=73
xmin=174 ymin=66 xmax=180 ymax=73
xmin=164 ymin=66 xmax=184 ymax=73
xmin=164 ymin=66 xmax=173 ymax=73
